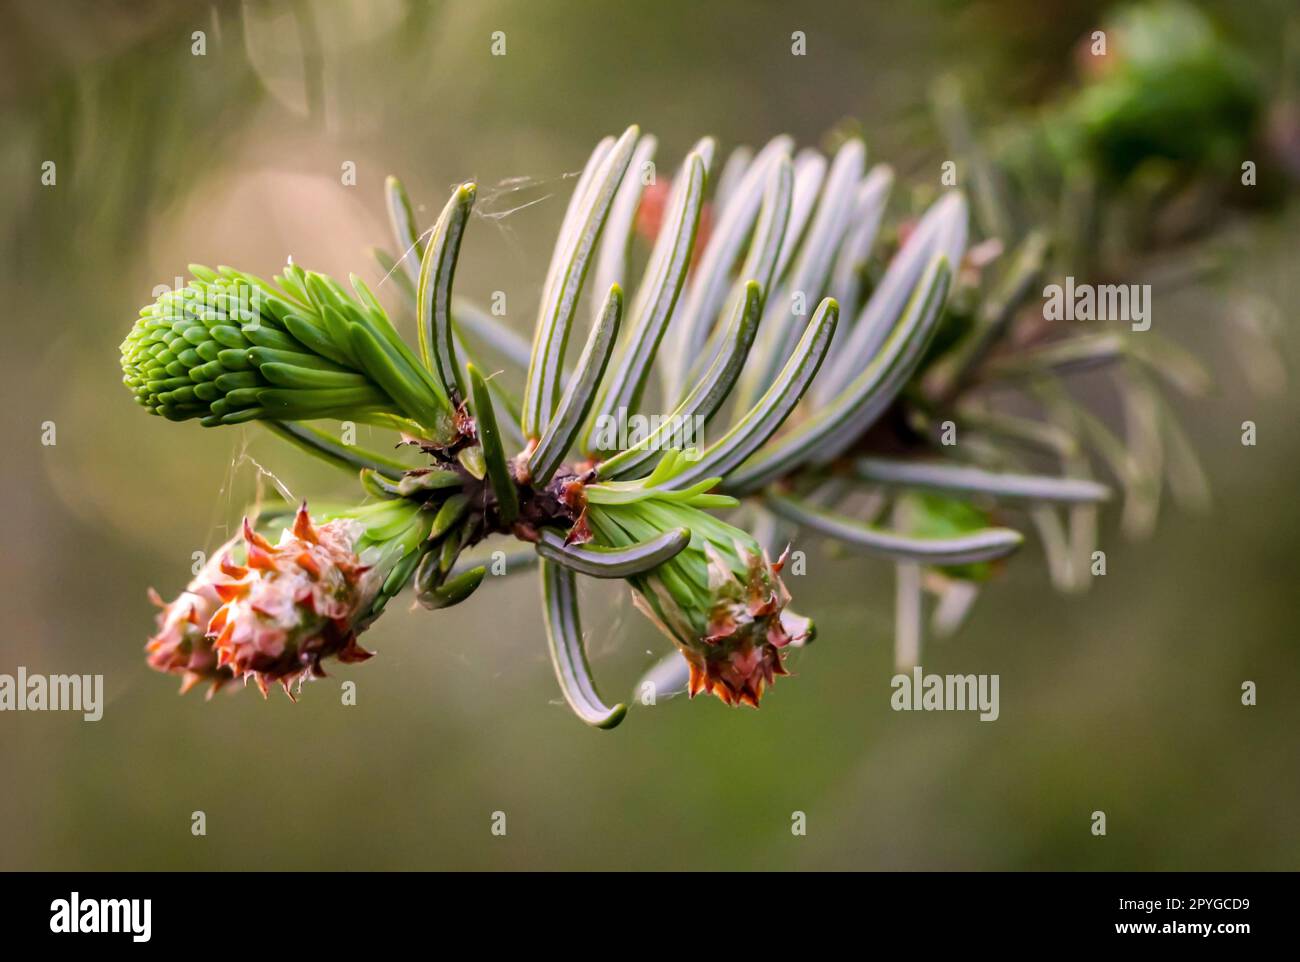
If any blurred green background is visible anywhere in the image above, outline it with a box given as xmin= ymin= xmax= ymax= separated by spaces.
xmin=1 ymin=0 xmax=1296 ymax=870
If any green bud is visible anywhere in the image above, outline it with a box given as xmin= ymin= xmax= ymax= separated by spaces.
xmin=121 ymin=264 xmax=456 ymax=438
xmin=584 ymin=450 xmax=812 ymax=707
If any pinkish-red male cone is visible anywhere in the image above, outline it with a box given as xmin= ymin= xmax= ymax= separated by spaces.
xmin=145 ymin=503 xmax=380 ymax=699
